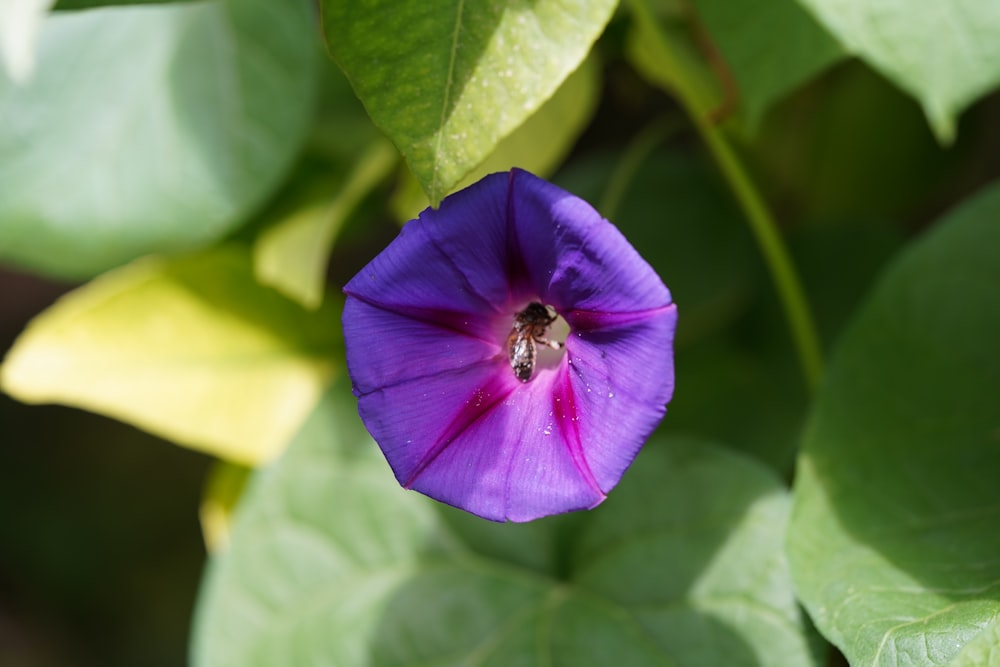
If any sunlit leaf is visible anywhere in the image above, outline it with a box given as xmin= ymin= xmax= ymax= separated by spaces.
xmin=787 ymin=182 xmax=1000 ymax=665
xmin=321 ymin=0 xmax=617 ymax=204
xmin=1 ymin=247 xmax=340 ymax=465
xmin=950 ymin=621 xmax=1000 ymax=667
xmin=192 ymin=379 xmax=820 ymax=667
xmin=794 ymin=0 xmax=1000 ymax=141
xmin=0 ymin=0 xmax=54 ymax=82
xmin=389 ymin=56 xmax=601 ymax=223
xmin=0 ymin=0 xmax=317 ymax=278
xmin=254 ymin=140 xmax=398 ymax=309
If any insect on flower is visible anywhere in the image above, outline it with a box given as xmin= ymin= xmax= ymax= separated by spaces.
xmin=507 ymin=302 xmax=563 ymax=382
xmin=342 ymin=169 xmax=676 ymax=522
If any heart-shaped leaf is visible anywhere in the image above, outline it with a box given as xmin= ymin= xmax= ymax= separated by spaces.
xmin=787 ymin=182 xmax=1000 ymax=665
xmin=794 ymin=0 xmax=1000 ymax=141
xmin=0 ymin=0 xmax=317 ymax=278
xmin=1 ymin=247 xmax=340 ymax=465
xmin=191 ymin=380 xmax=821 ymax=666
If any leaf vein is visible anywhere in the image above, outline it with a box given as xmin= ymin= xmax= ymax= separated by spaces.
xmin=433 ymin=0 xmax=466 ymax=198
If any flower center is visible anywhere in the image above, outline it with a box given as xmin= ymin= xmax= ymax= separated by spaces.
xmin=506 ymin=302 xmax=568 ymax=382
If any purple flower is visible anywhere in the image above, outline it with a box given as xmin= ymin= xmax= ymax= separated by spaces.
xmin=342 ymin=169 xmax=676 ymax=522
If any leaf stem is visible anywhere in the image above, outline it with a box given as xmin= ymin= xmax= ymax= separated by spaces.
xmin=628 ymin=0 xmax=824 ymax=390
xmin=697 ymin=121 xmax=824 ymax=390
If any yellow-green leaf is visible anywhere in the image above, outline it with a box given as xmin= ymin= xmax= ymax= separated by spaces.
xmin=1 ymin=247 xmax=340 ymax=465
xmin=199 ymin=461 xmax=252 ymax=553
xmin=254 ymin=140 xmax=398 ymax=309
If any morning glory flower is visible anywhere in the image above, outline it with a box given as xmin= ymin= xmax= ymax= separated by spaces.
xmin=342 ymin=169 xmax=676 ymax=522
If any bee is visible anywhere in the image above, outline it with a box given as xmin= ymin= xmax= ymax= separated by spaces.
xmin=507 ymin=302 xmax=563 ymax=382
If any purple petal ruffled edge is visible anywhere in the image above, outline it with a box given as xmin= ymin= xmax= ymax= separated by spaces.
xmin=507 ymin=169 xmax=672 ymax=313
xmin=342 ymin=169 xmax=677 ymax=522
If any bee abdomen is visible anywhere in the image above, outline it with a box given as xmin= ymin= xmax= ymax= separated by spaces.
xmin=508 ymin=334 xmax=536 ymax=382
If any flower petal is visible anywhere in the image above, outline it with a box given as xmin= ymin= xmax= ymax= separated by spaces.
xmin=562 ymin=304 xmax=678 ymax=491
xmin=357 ymin=360 xmax=607 ymax=522
xmin=342 ymin=297 xmax=501 ymax=396
xmin=343 ymin=169 xmax=676 ymax=522
xmin=508 ymin=169 xmax=672 ymax=313
xmin=419 ymin=171 xmax=524 ymax=308
xmin=344 ymin=172 xmax=514 ymax=316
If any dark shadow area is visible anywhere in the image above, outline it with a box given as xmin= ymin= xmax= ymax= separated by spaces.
xmin=0 ymin=267 xmax=210 ymax=667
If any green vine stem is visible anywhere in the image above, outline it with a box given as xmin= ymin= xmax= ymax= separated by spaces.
xmin=628 ymin=0 xmax=825 ymax=391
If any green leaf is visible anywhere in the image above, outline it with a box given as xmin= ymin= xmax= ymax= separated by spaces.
xmin=688 ymin=0 xmax=843 ymax=130
xmin=0 ymin=0 xmax=317 ymax=279
xmin=192 ymin=380 xmax=820 ymax=667
xmin=793 ymin=0 xmax=1000 ymax=141
xmin=787 ymin=182 xmax=1000 ymax=665
xmin=0 ymin=247 xmax=340 ymax=465
xmin=389 ymin=55 xmax=601 ymax=223
xmin=253 ymin=140 xmax=398 ymax=309
xmin=321 ymin=0 xmax=617 ymax=204
xmin=950 ymin=621 xmax=1000 ymax=667
xmin=570 ymin=439 xmax=823 ymax=667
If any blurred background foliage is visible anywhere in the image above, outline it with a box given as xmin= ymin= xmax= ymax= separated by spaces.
xmin=2 ymin=0 xmax=999 ymax=664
